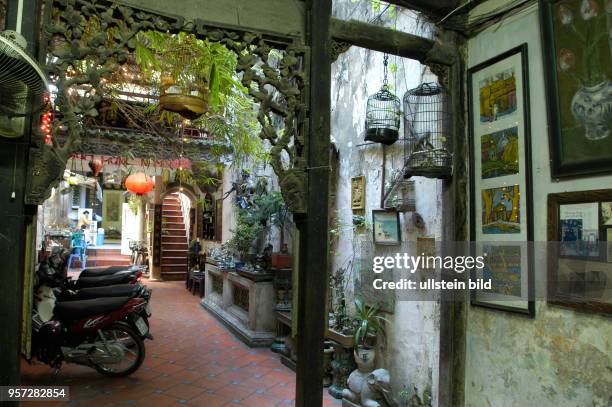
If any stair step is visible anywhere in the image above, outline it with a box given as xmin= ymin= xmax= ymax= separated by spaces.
xmin=163 ymin=229 xmax=186 ymax=236
xmin=163 ymin=204 xmax=181 ymax=210
xmin=162 ymin=223 xmax=184 ymax=228
xmin=162 ymin=215 xmax=183 ymax=223
xmin=161 ymin=257 xmax=188 ymax=265
xmin=161 ymin=249 xmax=189 ymax=256
xmin=161 ymin=236 xmax=187 ymax=243
xmin=161 ymin=264 xmax=188 ymax=271
xmin=161 ymin=241 xmax=188 ymax=248
xmin=87 ymin=248 xmax=126 ymax=256
xmin=160 ymin=271 xmax=187 ymax=281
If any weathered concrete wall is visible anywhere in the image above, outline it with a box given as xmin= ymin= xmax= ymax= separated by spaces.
xmin=465 ymin=3 xmax=612 ymax=406
xmin=331 ymin=0 xmax=442 ymax=403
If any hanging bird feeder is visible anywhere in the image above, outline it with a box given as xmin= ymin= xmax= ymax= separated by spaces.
xmin=403 ymin=82 xmax=452 ymax=179
xmin=365 ymin=55 xmax=401 ymax=145
xmin=125 ymin=172 xmax=155 ymax=195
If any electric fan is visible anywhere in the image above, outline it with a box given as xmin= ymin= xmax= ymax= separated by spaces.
xmin=0 ymin=30 xmax=49 ymax=138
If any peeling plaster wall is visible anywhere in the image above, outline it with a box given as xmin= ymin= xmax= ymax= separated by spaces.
xmin=465 ymin=4 xmax=612 ymax=406
xmin=331 ymin=1 xmax=443 ymax=403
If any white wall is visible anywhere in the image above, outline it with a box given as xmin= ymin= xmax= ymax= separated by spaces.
xmin=465 ymin=3 xmax=612 ymax=406
xmin=330 ymin=0 xmax=443 ymax=403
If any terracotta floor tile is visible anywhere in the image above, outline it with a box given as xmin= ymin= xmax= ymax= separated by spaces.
xmin=21 ymin=280 xmax=338 ymax=407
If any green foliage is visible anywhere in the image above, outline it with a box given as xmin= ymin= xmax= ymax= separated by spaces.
xmin=133 ymin=31 xmax=267 ymax=170
xmin=353 ymin=298 xmax=388 ymax=347
xmin=226 ymin=191 xmax=287 ymax=256
xmin=135 ymin=31 xmax=242 ymax=111
xmin=226 ymin=210 xmax=264 ymax=256
xmin=174 ymin=168 xmax=195 ymax=185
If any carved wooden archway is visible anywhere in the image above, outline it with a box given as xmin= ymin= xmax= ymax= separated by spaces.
xmin=26 ymin=0 xmax=309 ymax=217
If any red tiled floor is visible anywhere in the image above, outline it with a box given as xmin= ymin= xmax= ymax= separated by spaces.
xmin=21 ymin=280 xmax=342 ymax=407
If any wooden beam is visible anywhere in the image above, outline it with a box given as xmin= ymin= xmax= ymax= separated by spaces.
xmin=384 ymin=0 xmax=459 ymax=19
xmin=295 ymin=0 xmax=331 ymax=406
xmin=330 ymin=18 xmax=453 ymax=65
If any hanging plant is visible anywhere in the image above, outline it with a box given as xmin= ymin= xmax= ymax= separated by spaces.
xmin=135 ymin=31 xmax=242 ymax=120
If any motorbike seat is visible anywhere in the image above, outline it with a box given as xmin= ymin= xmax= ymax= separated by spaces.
xmin=70 ymin=284 xmax=141 ymax=300
xmin=80 ymin=265 xmax=137 ymax=277
xmin=54 ymin=297 xmax=131 ymax=320
xmin=75 ymin=272 xmax=134 ymax=288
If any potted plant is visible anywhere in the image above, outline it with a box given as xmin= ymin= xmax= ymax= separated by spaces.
xmin=353 ymin=298 xmax=387 ymax=370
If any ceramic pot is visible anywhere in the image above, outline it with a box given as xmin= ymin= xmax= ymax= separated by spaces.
xmin=570 ymin=80 xmax=612 ymax=141
xmin=353 ymin=346 xmax=375 ymax=372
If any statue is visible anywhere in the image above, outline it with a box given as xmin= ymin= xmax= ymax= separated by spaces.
xmin=342 ymin=349 xmax=396 ymax=407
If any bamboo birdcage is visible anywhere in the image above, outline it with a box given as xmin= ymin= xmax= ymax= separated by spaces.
xmin=364 ymin=55 xmax=401 ymax=145
xmin=154 ymin=36 xmax=210 ymax=120
xmin=403 ymin=82 xmax=452 ymax=179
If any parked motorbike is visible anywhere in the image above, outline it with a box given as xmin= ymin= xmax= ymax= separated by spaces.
xmin=80 ymin=264 xmax=147 ymax=278
xmin=42 ymin=251 xmax=153 ymax=339
xmin=30 ymin=264 xmax=148 ymax=376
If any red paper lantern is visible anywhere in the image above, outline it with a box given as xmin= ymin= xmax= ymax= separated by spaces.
xmin=125 ymin=172 xmax=154 ymax=195
xmin=88 ymin=159 xmax=103 ymax=177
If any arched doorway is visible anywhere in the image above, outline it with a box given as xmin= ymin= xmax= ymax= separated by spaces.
xmin=159 ymin=185 xmax=196 ymax=280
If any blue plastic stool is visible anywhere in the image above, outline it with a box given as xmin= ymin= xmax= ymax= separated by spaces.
xmin=68 ymin=236 xmax=87 ymax=270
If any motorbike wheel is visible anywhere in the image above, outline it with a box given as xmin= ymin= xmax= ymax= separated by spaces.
xmin=93 ymin=322 xmax=145 ymax=377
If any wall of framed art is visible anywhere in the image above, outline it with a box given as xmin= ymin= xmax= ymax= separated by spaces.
xmin=540 ymin=0 xmax=612 ymax=178
xmin=464 ymin=3 xmax=612 ymax=406
xmin=468 ymin=43 xmax=535 ymax=316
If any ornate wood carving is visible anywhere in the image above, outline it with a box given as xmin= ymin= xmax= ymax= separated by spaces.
xmin=28 ymin=0 xmax=309 ymax=214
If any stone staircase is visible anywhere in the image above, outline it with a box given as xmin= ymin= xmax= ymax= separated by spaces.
xmin=161 ymin=193 xmax=189 ymax=280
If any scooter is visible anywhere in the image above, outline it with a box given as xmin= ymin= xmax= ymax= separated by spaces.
xmin=30 ymin=265 xmax=148 ymax=377
xmin=80 ymin=264 xmax=147 ymax=278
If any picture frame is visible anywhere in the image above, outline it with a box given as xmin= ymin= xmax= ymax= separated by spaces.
xmin=351 ymin=176 xmax=365 ymax=210
xmin=547 ymin=190 xmax=612 ymax=315
xmin=539 ymin=0 xmax=612 ymax=178
xmin=372 ymin=209 xmax=401 ymax=245
xmin=468 ymin=44 xmax=535 ymax=316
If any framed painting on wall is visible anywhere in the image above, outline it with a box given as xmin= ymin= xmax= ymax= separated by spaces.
xmin=540 ymin=0 xmax=612 ymax=178
xmin=548 ymin=190 xmax=612 ymax=315
xmin=468 ymin=43 xmax=535 ymax=316
xmin=351 ymin=176 xmax=365 ymax=210
xmin=372 ymin=210 xmax=401 ymax=245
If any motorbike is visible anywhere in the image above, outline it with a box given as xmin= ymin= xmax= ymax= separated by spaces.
xmin=79 ymin=264 xmax=147 ymax=278
xmin=30 ymin=264 xmax=148 ymax=377
xmin=43 ymin=250 xmax=153 ymax=339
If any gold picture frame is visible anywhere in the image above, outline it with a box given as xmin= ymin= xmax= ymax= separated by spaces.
xmin=351 ymin=176 xmax=365 ymax=210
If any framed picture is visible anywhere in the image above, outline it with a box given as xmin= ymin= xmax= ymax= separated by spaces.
xmin=540 ymin=0 xmax=612 ymax=178
xmin=351 ymin=176 xmax=365 ymax=210
xmin=372 ymin=210 xmax=401 ymax=245
xmin=548 ymin=190 xmax=612 ymax=315
xmin=468 ymin=44 xmax=535 ymax=316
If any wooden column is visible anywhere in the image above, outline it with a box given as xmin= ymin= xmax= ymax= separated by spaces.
xmin=0 ymin=0 xmax=42 ymax=393
xmin=295 ymin=0 xmax=331 ymax=406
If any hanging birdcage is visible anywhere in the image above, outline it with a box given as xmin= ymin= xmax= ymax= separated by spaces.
xmin=403 ymin=82 xmax=452 ymax=179
xmin=383 ymin=178 xmax=415 ymax=212
xmin=365 ymin=55 xmax=401 ymax=145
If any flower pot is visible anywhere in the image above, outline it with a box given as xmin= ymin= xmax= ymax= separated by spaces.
xmin=570 ymin=80 xmax=612 ymax=141
xmin=353 ymin=346 xmax=375 ymax=372
xmin=272 ymin=253 xmax=292 ymax=269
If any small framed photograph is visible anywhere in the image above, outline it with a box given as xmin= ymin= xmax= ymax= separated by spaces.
xmin=548 ymin=190 xmax=612 ymax=315
xmin=351 ymin=176 xmax=365 ymax=210
xmin=372 ymin=210 xmax=401 ymax=245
